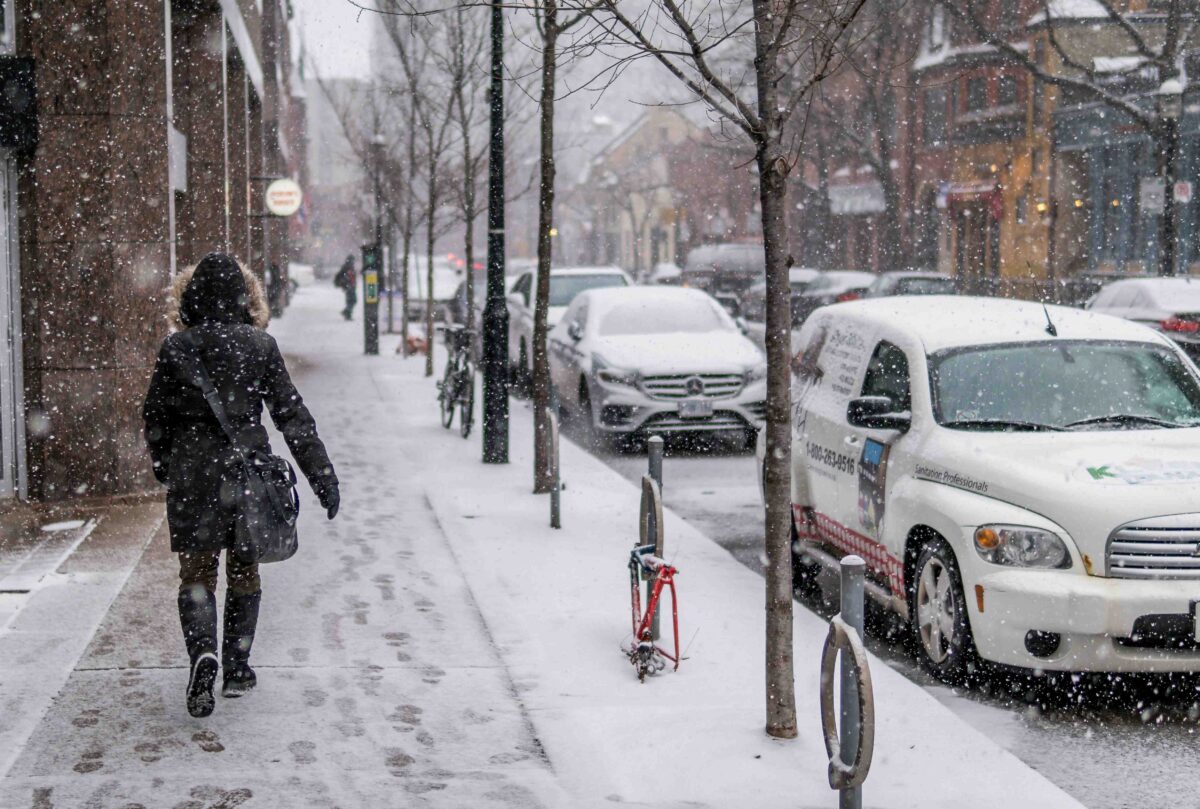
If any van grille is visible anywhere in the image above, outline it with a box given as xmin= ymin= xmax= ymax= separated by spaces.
xmin=1107 ymin=514 xmax=1200 ymax=579
xmin=641 ymin=373 xmax=743 ymax=400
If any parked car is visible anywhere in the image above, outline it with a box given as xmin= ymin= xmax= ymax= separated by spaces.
xmin=405 ymin=255 xmax=462 ymax=323
xmin=1085 ymin=277 xmax=1200 ymax=359
xmin=761 ymin=294 xmax=1200 ymax=681
xmin=681 ymin=243 xmax=764 ymax=316
xmin=740 ymin=267 xmax=823 ymax=347
xmin=548 ymin=286 xmax=766 ymax=449
xmin=790 ymin=270 xmax=875 ymax=325
xmin=864 ymin=270 xmax=957 ymax=298
xmin=647 ymin=262 xmax=683 ymax=285
xmin=507 ymin=266 xmax=632 ymax=385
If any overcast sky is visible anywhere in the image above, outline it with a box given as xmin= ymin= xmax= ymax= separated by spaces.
xmin=294 ymin=0 xmax=376 ymax=79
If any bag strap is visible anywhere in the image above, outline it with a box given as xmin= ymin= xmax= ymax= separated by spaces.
xmin=177 ymin=332 xmax=253 ymax=468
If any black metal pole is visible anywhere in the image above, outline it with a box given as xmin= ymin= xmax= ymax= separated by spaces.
xmin=482 ymin=0 xmax=509 ymax=464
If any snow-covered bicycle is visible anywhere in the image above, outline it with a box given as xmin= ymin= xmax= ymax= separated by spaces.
xmin=627 ymin=543 xmax=680 ymax=682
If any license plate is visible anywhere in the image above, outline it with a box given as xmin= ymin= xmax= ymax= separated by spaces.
xmin=678 ymin=399 xmax=713 ymax=419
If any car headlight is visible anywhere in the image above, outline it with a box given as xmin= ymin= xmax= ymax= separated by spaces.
xmin=973 ymin=525 xmax=1072 ymax=569
xmin=598 ymin=368 xmax=638 ymax=386
xmin=744 ymin=363 xmax=767 ymax=383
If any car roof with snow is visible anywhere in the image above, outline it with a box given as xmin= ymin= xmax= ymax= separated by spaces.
xmin=574 ymin=285 xmax=725 ymax=314
xmin=1102 ymin=277 xmax=1200 ymax=304
xmin=550 ymin=265 xmax=627 ymax=276
xmin=825 ymin=295 xmax=1173 ymax=354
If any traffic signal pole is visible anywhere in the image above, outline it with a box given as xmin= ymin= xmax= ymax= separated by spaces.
xmin=481 ymin=0 xmax=509 ymax=464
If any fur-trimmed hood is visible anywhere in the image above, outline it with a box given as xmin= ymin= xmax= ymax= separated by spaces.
xmin=167 ymin=255 xmax=269 ymax=331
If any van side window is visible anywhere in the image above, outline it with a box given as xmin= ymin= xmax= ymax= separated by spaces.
xmin=861 ymin=341 xmax=911 ymax=411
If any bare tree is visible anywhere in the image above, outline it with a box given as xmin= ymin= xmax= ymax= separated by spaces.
xmin=383 ymin=12 xmax=459 ymax=375
xmin=811 ymin=0 xmax=926 ymax=270
xmin=525 ymin=0 xmax=603 ymax=494
xmin=596 ymin=0 xmax=867 ymax=738
xmin=941 ymin=0 xmax=1197 ymax=276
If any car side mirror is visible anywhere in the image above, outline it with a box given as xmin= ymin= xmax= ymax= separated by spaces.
xmin=735 ymin=316 xmax=749 ymax=336
xmin=567 ymin=322 xmax=583 ymax=342
xmin=847 ymin=396 xmax=911 ymax=433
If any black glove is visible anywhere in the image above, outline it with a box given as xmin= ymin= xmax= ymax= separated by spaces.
xmin=317 ymin=481 xmax=340 ymax=520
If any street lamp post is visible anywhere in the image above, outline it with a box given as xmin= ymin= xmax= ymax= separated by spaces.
xmin=482 ymin=0 xmax=509 ymax=464
xmin=1156 ymin=77 xmax=1183 ymax=277
xmin=363 ymin=133 xmax=386 ymax=355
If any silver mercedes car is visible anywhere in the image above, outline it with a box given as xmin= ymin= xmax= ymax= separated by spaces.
xmin=548 ymin=286 xmax=767 ymax=449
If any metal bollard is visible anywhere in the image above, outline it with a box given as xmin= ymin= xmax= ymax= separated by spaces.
xmin=547 ymin=407 xmax=561 ymax=529
xmin=839 ymin=556 xmax=865 ymax=809
xmin=646 ymin=436 xmax=664 ymax=640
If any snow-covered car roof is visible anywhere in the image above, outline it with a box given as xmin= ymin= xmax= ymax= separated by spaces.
xmin=790 ymin=267 xmax=821 ymax=283
xmin=550 ymin=265 xmax=629 ymax=277
xmin=573 ymin=285 xmax=729 ymax=318
xmin=1100 ymin=277 xmax=1200 ymax=308
xmin=875 ymin=270 xmax=953 ymax=281
xmin=827 ymin=295 xmax=1174 ymax=354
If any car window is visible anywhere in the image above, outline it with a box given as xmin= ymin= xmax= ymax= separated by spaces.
xmin=930 ymin=341 xmax=1200 ymax=430
xmin=895 ymin=277 xmax=956 ymax=295
xmin=548 ymin=273 xmax=627 ymax=307
xmin=1104 ymin=285 xmax=1137 ymax=308
xmin=860 ymin=341 xmax=911 ymax=412
xmin=1090 ymin=284 xmax=1118 ymax=307
xmin=512 ymin=273 xmax=532 ymax=307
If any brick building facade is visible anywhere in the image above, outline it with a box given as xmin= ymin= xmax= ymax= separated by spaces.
xmin=0 ymin=0 xmax=305 ymax=503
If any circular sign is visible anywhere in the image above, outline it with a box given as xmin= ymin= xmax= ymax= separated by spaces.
xmin=265 ymin=178 xmax=303 ymax=217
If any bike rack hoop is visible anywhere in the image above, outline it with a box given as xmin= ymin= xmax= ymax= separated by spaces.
xmin=819 ymin=615 xmax=875 ymax=790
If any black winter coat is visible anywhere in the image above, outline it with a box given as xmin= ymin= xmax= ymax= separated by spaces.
xmin=143 ymin=323 xmax=337 ymax=553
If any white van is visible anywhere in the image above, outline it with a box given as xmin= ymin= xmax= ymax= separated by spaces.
xmin=767 ymin=296 xmax=1200 ymax=681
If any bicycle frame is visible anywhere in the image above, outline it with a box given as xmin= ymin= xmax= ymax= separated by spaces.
xmin=628 ymin=544 xmax=680 ymax=675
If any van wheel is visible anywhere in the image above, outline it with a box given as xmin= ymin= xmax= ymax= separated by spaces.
xmin=910 ymin=538 xmax=978 ymax=684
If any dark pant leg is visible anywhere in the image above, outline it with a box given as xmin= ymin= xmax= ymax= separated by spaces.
xmin=222 ymin=551 xmax=262 ymax=673
xmin=178 ymin=552 xmax=220 ymax=663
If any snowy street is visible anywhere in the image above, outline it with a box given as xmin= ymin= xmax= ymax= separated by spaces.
xmin=0 ymin=284 xmax=1086 ymax=808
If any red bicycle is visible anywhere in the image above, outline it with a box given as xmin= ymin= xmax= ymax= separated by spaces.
xmin=628 ymin=544 xmax=680 ymax=682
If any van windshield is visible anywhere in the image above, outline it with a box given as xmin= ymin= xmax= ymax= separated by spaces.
xmin=930 ymin=341 xmax=1200 ymax=431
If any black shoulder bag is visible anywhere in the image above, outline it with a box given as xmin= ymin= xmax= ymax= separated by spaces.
xmin=179 ymin=338 xmax=301 ymax=564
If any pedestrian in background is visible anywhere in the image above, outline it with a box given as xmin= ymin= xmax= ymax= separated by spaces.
xmin=143 ymin=252 xmax=340 ymax=718
xmin=333 ymin=253 xmax=357 ymax=320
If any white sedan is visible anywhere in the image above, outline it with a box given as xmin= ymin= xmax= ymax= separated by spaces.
xmin=549 ymin=287 xmax=766 ymax=449
xmin=769 ymin=295 xmax=1200 ymax=680
xmin=1086 ymin=276 xmax=1200 ymax=360
xmin=506 ymin=266 xmax=631 ymax=385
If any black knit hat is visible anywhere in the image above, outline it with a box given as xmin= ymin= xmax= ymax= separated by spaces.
xmin=180 ymin=253 xmax=252 ymax=327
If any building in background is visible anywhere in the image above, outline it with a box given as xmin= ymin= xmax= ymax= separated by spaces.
xmin=0 ymin=0 xmax=306 ymax=503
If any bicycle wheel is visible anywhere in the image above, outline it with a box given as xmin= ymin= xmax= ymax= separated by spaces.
xmin=459 ymin=363 xmax=475 ymax=439
xmin=439 ymin=361 xmax=456 ymax=429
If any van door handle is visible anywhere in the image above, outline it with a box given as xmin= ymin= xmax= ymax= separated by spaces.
xmin=844 ymin=435 xmax=861 ymax=447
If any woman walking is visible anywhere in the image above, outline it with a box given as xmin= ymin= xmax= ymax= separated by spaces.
xmin=143 ymin=253 xmax=340 ymax=718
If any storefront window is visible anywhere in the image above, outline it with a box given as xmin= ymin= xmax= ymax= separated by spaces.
xmin=966 ymin=77 xmax=988 ymax=112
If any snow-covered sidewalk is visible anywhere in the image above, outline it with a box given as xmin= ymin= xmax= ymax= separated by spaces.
xmin=0 ymin=283 xmax=1085 ymax=808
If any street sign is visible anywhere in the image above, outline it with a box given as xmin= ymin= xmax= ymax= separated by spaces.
xmin=1140 ymin=178 xmax=1165 ymax=215
xmin=265 ymin=178 xmax=303 ymax=217
xmin=364 ymin=270 xmax=379 ymax=305
xmin=1175 ymin=181 xmax=1194 ymax=205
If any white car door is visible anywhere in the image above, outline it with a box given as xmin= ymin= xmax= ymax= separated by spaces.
xmin=840 ymin=337 xmax=913 ymax=548
xmin=792 ymin=313 xmax=877 ymax=534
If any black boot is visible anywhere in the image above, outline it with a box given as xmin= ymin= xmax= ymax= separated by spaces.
xmin=222 ymin=590 xmax=261 ymax=698
xmin=178 ymin=585 xmax=219 ymax=718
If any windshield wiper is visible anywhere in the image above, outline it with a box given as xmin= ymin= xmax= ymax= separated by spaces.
xmin=941 ymin=419 xmax=1065 ymax=432
xmin=1064 ymin=414 xmax=1184 ymax=430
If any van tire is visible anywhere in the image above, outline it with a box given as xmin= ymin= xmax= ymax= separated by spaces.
xmin=909 ymin=538 xmax=978 ymax=684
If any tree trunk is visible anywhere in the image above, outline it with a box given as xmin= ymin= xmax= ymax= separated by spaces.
xmin=752 ymin=0 xmax=797 ymax=741
xmin=1156 ymin=120 xmax=1181 ymax=277
xmin=531 ymin=8 xmax=558 ymax=495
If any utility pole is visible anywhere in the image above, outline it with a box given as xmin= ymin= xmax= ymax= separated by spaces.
xmin=481 ymin=0 xmax=509 ymax=464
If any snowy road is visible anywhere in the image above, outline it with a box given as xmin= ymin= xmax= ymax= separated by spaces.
xmin=564 ymin=425 xmax=1200 ymax=809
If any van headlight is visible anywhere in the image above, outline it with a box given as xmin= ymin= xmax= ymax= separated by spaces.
xmin=973 ymin=525 xmax=1072 ymax=569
